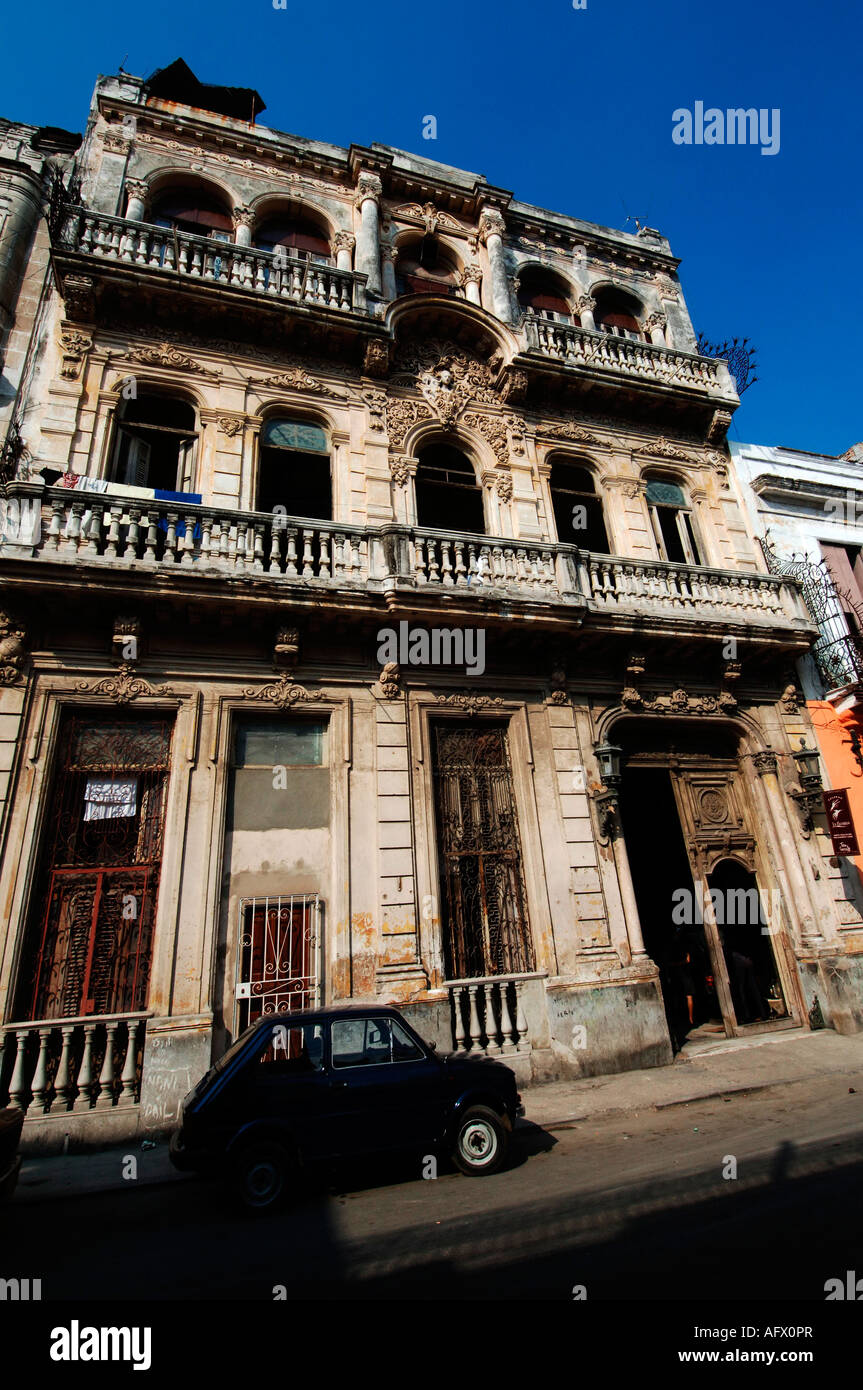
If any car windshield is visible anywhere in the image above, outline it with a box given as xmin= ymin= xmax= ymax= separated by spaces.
xmin=212 ymin=1023 xmax=263 ymax=1074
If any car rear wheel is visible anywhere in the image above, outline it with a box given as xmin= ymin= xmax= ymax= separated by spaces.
xmin=231 ymin=1141 xmax=292 ymax=1213
xmin=451 ymin=1105 xmax=508 ymax=1176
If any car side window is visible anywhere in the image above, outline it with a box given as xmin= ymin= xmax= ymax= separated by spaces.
xmin=331 ymin=1017 xmax=425 ymax=1068
xmin=256 ymin=1023 xmax=324 ymax=1073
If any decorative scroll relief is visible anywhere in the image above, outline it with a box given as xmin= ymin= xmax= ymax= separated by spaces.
xmin=621 ymin=686 xmax=737 ymax=715
xmin=385 ymin=398 xmax=432 ymax=451
xmin=111 ymin=343 xmax=220 ymax=377
xmin=75 ymin=671 xmax=173 ymax=705
xmin=241 ymin=675 xmax=324 ymax=710
xmin=0 ymin=613 xmax=28 ymax=686
xmin=391 ymin=202 xmax=467 ymax=237
xmin=58 ymin=326 xmax=93 ymax=381
xmin=248 ymin=367 xmax=348 ymax=400
xmin=435 ymin=693 xmax=505 ymax=716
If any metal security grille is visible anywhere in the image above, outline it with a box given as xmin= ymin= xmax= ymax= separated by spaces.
xmin=432 ymin=723 xmax=533 ymax=980
xmin=21 ymin=715 xmax=173 ymax=1020
xmin=235 ymin=894 xmax=321 ymax=1033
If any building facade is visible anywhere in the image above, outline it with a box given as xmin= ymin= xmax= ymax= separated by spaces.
xmin=732 ymin=439 xmax=863 ymax=922
xmin=0 ymin=60 xmax=860 ymax=1149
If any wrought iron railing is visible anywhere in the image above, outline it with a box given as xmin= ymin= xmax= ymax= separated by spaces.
xmin=761 ymin=536 xmax=863 ymax=690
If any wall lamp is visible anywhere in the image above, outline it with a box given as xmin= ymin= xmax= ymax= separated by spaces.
xmin=593 ymin=741 xmax=623 ymax=839
xmin=790 ymin=737 xmax=823 ymax=831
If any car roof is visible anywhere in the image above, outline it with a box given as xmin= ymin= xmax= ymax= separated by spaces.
xmin=253 ymin=1004 xmax=409 ymax=1028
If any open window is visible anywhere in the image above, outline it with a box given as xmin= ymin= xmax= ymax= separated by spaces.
xmin=646 ymin=478 xmax=702 ymax=565
xmin=549 ymin=459 xmax=609 ymax=552
xmin=395 ymin=237 xmax=460 ymax=297
xmin=150 ymin=185 xmax=233 ymax=243
xmin=252 ymin=211 xmax=332 ymax=265
xmin=594 ymin=286 xmax=644 ymax=341
xmin=415 ymin=443 xmax=486 ymax=534
xmin=257 ymin=417 xmax=332 ymax=520
xmin=111 ymin=394 xmax=198 ymax=492
xmin=516 ymin=268 xmax=576 ymax=324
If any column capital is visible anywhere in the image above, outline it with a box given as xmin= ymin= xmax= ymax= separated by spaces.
xmin=479 ymin=208 xmax=506 ymax=243
xmin=124 ymin=178 xmax=149 ymax=202
xmin=232 ymin=205 xmax=255 ymax=230
xmin=646 ymin=310 xmax=668 ymax=330
xmin=355 ymin=171 xmax=383 ymax=207
xmin=576 ymin=293 xmax=596 ymax=314
xmin=334 ymin=230 xmax=356 ymax=253
xmin=459 ymin=264 xmax=483 ymax=285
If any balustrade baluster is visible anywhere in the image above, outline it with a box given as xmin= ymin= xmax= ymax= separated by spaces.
xmin=440 ymin=539 xmax=454 ymax=585
xmin=453 ymin=540 xmax=467 ymax=585
xmin=200 ymin=515 xmax=213 ymax=565
xmin=120 ymin=1020 xmax=141 ymax=1105
xmin=8 ymin=1029 xmax=31 ymax=1115
xmin=162 ymin=513 xmax=178 ymax=564
xmin=426 ymin=538 xmax=441 ymax=583
xmin=319 ymin=531 xmax=331 ymax=580
xmin=483 ymin=983 xmax=501 ymax=1054
xmin=29 ymin=1027 xmax=52 ymax=1114
xmin=143 ymin=513 xmax=158 ymax=562
xmin=180 ymin=513 xmax=197 ymax=566
xmin=499 ymin=986 xmax=517 ymax=1054
xmin=467 ymin=985 xmax=482 ymax=1052
xmin=452 ymin=987 xmax=467 ymax=1053
xmin=301 ymin=530 xmax=315 ymax=578
xmin=43 ymin=498 xmax=65 ymax=553
xmin=72 ymin=1023 xmax=97 ymax=1111
xmin=96 ymin=1021 xmax=119 ymax=1109
xmin=54 ymin=1024 xmax=77 ymax=1110
xmin=104 ymin=504 xmax=122 ymax=559
xmin=285 ymin=528 xmax=299 ymax=577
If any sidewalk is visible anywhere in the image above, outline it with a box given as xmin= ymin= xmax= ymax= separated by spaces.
xmin=11 ymin=1027 xmax=863 ymax=1203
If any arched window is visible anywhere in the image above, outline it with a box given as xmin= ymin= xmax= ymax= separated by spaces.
xmin=549 ymin=460 xmax=609 ymax=552
xmin=415 ymin=443 xmax=485 ymax=534
xmin=150 ymin=186 xmax=233 ymax=242
xmin=395 ymin=238 xmax=460 ymax=298
xmin=111 ymin=394 xmax=198 ymax=492
xmin=253 ymin=212 xmax=332 ymax=265
xmin=594 ymin=287 xmax=643 ymax=341
xmin=257 ymin=417 xmax=331 ymax=521
xmin=517 ymin=269 xmax=576 ymax=324
xmin=645 ymin=478 xmax=702 ymax=564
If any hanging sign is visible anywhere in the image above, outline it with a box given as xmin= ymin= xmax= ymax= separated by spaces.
xmin=823 ymin=788 xmax=860 ymax=856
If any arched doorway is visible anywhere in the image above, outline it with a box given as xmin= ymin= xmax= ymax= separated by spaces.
xmin=616 ymin=719 xmax=796 ymax=1051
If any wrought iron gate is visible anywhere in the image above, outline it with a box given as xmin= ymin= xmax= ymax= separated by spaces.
xmin=235 ymin=894 xmax=321 ymax=1033
xmin=20 ymin=714 xmax=173 ymax=1020
xmin=432 ymin=723 xmax=533 ymax=980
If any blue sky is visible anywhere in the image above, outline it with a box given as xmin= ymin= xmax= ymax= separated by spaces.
xmin=2 ymin=0 xmax=859 ymax=454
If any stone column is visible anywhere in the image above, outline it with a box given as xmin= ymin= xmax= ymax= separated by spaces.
xmin=124 ymin=178 xmax=149 ymax=223
xmin=354 ymin=171 xmax=382 ymax=297
xmin=232 ymin=206 xmax=254 ymax=247
xmin=333 ymin=230 xmax=356 ymax=273
xmin=646 ymin=310 xmax=667 ymax=346
xmin=381 ymin=242 xmax=397 ymax=300
xmin=576 ymin=293 xmax=597 ymax=331
xmin=460 ymin=264 xmax=483 ymax=306
xmin=479 ymin=208 xmax=512 ymax=322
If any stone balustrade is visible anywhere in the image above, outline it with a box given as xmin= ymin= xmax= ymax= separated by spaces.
xmin=62 ymin=208 xmax=368 ymax=314
xmin=0 ymin=1013 xmax=148 ymax=1117
xmin=22 ymin=489 xmax=813 ymax=632
xmin=447 ymin=974 xmax=533 ymax=1057
xmin=584 ymin=553 xmax=796 ymax=622
xmin=524 ymin=313 xmax=725 ymax=392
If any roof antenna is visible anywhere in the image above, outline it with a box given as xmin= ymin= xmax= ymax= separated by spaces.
xmin=619 ymin=196 xmax=650 ymax=233
xmin=118 ymin=54 xmax=129 ymax=75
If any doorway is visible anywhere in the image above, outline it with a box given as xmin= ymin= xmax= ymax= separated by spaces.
xmin=617 ymin=732 xmax=794 ymax=1048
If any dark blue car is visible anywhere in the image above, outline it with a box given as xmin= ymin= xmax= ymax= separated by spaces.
xmin=170 ymin=1005 xmax=523 ymax=1210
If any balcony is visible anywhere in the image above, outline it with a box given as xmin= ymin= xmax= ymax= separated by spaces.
xmin=0 ymin=1012 xmax=148 ymax=1120
xmin=0 ymin=486 xmax=816 ymax=650
xmin=520 ymin=313 xmax=738 ymax=431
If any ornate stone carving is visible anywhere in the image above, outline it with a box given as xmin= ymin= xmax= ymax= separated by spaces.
xmin=708 ymin=409 xmax=734 ymax=443
xmin=752 ymin=750 xmax=778 ymax=776
xmin=499 ymin=369 xmax=528 ymax=404
xmin=62 ymin=274 xmax=96 ymax=322
xmin=333 ymin=230 xmax=356 ymax=254
xmin=251 ymin=366 xmax=346 ymax=398
xmin=363 ymin=339 xmax=390 ymax=378
xmin=217 ymin=415 xmax=245 ymax=437
xmin=576 ymin=294 xmax=597 ymax=315
xmin=638 ymin=437 xmax=694 ymax=462
xmin=543 ymin=420 xmax=602 ymax=446
xmin=102 ymin=126 xmax=132 ymax=153
xmin=242 ymin=674 xmax=324 ymax=709
xmin=463 ymin=411 xmax=509 ymax=466
xmin=478 ymin=209 xmax=506 ymax=243
xmin=111 ymin=615 xmax=141 ymax=665
xmin=75 ymin=670 xmax=172 ymax=704
xmin=378 ymin=663 xmax=401 ymax=699
xmin=389 ymin=456 xmax=412 ymax=487
xmin=355 ymin=171 xmax=383 ymax=206
xmin=385 ymin=398 xmax=432 ymax=452
xmin=505 ymin=413 xmax=526 ymax=455
xmin=274 ymin=627 xmax=300 ymax=671
xmin=0 ymin=613 xmax=27 ymax=685
xmin=459 ymin=264 xmax=483 ymax=287
xmin=361 ymin=388 xmax=388 ymax=433
xmin=495 ymin=472 xmax=513 ymax=502
xmin=645 ymin=310 xmax=668 ymax=331
xmin=124 ymin=178 xmax=149 ymax=204
xmin=231 ymin=205 xmax=255 ymax=229
xmin=780 ymin=684 xmax=800 ymax=714
xmin=435 ymin=692 xmax=504 ymax=716
xmin=122 ymin=342 xmax=217 ymax=375
xmin=393 ymin=202 xmax=464 ymax=235
xmin=58 ymin=325 xmax=93 ymax=381
xmin=619 ymin=685 xmax=740 ymax=716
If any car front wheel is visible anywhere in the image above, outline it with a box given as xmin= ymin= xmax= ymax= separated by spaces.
xmin=231 ymin=1141 xmax=292 ymax=1213
xmin=451 ymin=1105 xmax=508 ymax=1176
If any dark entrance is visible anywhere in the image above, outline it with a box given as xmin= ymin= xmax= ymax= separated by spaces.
xmin=619 ymin=766 xmax=722 ymax=1049
xmin=431 ymin=722 xmax=533 ymax=980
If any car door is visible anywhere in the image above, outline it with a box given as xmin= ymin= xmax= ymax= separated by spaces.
xmin=237 ymin=1020 xmax=331 ymax=1161
xmin=325 ymin=1015 xmax=450 ymax=1159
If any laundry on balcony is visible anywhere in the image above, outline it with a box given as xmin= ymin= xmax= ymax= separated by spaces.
xmin=155 ymin=490 xmax=203 ymax=539
xmin=83 ymin=775 xmax=138 ymax=820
